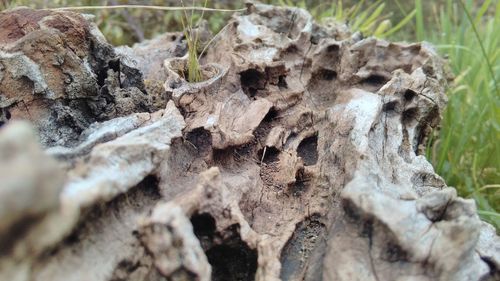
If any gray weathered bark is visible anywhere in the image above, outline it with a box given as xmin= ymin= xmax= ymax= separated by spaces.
xmin=0 ymin=3 xmax=498 ymax=281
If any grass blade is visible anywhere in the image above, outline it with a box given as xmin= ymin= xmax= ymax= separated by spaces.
xmin=381 ymin=9 xmax=416 ymax=37
xmin=415 ymin=0 xmax=425 ymax=41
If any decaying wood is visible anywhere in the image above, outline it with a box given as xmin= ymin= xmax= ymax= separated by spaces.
xmin=0 ymin=3 xmax=498 ymax=281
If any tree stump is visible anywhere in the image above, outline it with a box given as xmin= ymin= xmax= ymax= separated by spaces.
xmin=0 ymin=4 xmax=498 ymax=281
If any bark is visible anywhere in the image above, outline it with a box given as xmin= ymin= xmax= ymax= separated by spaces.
xmin=0 ymin=4 xmax=498 ymax=281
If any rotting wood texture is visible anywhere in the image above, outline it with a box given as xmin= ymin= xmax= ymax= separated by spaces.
xmin=0 ymin=3 xmax=498 ymax=281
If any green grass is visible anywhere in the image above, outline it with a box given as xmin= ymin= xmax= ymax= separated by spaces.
xmin=419 ymin=0 xmax=499 ymax=229
xmin=277 ymin=0 xmax=415 ymax=37
xmin=0 ymin=1 xmax=241 ymax=46
xmin=179 ymin=0 xmax=206 ymax=83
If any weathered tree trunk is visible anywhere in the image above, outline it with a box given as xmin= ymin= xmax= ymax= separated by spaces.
xmin=0 ymin=4 xmax=498 ymax=281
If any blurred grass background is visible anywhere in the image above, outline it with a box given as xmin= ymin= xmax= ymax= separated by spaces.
xmin=1 ymin=0 xmax=498 ymax=230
